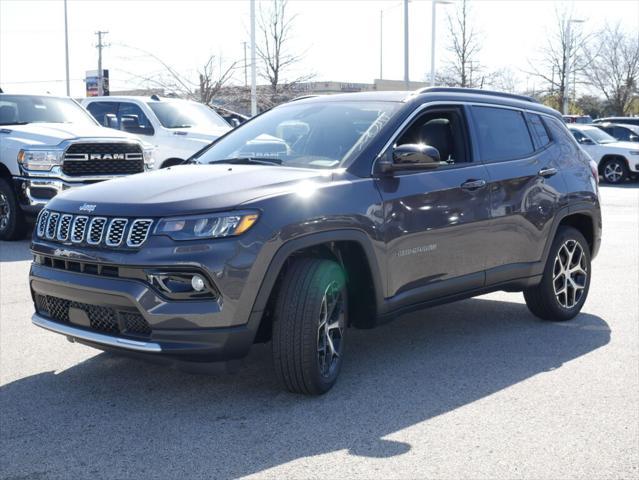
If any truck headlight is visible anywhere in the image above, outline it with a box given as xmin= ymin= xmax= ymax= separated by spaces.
xmin=155 ymin=211 xmax=259 ymax=240
xmin=17 ymin=149 xmax=63 ymax=171
xmin=143 ymin=146 xmax=155 ymax=169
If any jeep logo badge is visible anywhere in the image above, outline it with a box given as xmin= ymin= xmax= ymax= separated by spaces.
xmin=79 ymin=203 xmax=96 ymax=212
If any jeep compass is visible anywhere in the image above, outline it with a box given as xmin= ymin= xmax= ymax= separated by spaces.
xmin=29 ymin=88 xmax=602 ymax=395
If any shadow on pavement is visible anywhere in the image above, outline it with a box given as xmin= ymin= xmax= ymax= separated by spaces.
xmin=0 ymin=240 xmax=32 ymax=263
xmin=1 ymin=297 xmax=610 ymax=479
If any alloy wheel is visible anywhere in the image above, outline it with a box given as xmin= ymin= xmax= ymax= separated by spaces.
xmin=604 ymin=161 xmax=623 ymax=183
xmin=553 ymin=239 xmax=588 ymax=309
xmin=317 ymin=280 xmax=345 ymax=377
xmin=0 ymin=192 xmax=10 ymax=232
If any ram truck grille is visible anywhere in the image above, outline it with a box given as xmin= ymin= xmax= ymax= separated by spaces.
xmin=35 ymin=209 xmax=154 ymax=249
xmin=62 ymin=142 xmax=144 ymax=177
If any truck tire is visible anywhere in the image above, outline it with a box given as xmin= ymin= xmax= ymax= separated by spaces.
xmin=271 ymin=257 xmax=347 ymax=395
xmin=601 ymin=157 xmax=628 ymax=184
xmin=524 ymin=226 xmax=591 ymax=321
xmin=0 ymin=178 xmax=26 ymax=241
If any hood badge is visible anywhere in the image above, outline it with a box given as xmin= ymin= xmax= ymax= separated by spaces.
xmin=79 ymin=203 xmax=97 ymax=213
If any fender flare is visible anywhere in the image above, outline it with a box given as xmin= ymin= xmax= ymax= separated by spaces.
xmin=249 ymin=229 xmax=385 ymax=317
xmin=541 ymin=202 xmax=600 ymax=265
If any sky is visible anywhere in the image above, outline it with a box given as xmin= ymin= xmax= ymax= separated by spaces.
xmin=1 ymin=0 xmax=638 ymax=98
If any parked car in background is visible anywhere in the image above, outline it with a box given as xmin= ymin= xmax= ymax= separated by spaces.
xmin=30 ymin=88 xmax=601 ymax=394
xmin=593 ymin=116 xmax=639 ymax=127
xmin=211 ymin=105 xmax=249 ymax=128
xmin=593 ymin=122 xmax=639 ymax=143
xmin=563 ymin=115 xmax=593 ymax=124
xmin=0 ymin=93 xmax=153 ymax=240
xmin=568 ymin=124 xmax=639 ymax=184
xmin=82 ymin=96 xmax=231 ymax=168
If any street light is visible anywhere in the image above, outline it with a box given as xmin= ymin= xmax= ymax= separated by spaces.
xmin=563 ymin=18 xmax=585 ymax=114
xmin=430 ymin=0 xmax=452 ymax=87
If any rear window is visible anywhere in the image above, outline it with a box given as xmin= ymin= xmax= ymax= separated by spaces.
xmin=527 ymin=113 xmax=551 ymax=149
xmin=472 ymin=106 xmax=534 ymax=162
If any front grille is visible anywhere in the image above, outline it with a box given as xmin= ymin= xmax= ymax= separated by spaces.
xmin=35 ymin=294 xmax=151 ymax=338
xmin=62 ymin=142 xmax=144 ymax=177
xmin=35 ymin=209 xmax=154 ymax=249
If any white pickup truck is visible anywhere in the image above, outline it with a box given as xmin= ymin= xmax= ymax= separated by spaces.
xmin=0 ymin=93 xmax=154 ymax=240
xmin=568 ymin=124 xmax=639 ymax=184
xmin=82 ymin=96 xmax=231 ymax=169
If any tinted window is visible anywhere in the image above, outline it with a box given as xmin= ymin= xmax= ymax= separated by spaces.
xmin=118 ymin=102 xmax=154 ymax=135
xmin=613 ymin=126 xmax=631 ymax=141
xmin=0 ymin=95 xmax=96 ymax=126
xmin=148 ymin=101 xmax=230 ymax=129
xmin=527 ymin=113 xmax=551 ymax=149
xmin=86 ymin=101 xmax=118 ymax=127
xmin=472 ymin=106 xmax=534 ymax=162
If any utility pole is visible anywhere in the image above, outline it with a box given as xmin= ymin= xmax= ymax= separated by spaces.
xmin=95 ymin=31 xmax=109 ymax=96
xmin=250 ymin=0 xmax=257 ymax=116
xmin=243 ymin=41 xmax=248 ymax=87
xmin=379 ymin=9 xmax=383 ymax=80
xmin=63 ymin=0 xmax=70 ymax=96
xmin=403 ymin=0 xmax=409 ymax=90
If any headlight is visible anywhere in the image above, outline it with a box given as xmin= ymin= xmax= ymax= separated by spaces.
xmin=142 ymin=146 xmax=155 ymax=168
xmin=155 ymin=211 xmax=259 ymax=240
xmin=17 ymin=149 xmax=63 ymax=171
xmin=629 ymin=150 xmax=639 ymax=156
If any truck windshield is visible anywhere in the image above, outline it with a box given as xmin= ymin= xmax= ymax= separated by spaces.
xmin=195 ymin=101 xmax=401 ymax=169
xmin=0 ymin=95 xmax=98 ymax=126
xmin=583 ymin=127 xmax=617 ymax=144
xmin=147 ymin=101 xmax=230 ymax=129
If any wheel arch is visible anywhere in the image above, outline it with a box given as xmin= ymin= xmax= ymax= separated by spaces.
xmin=598 ymin=154 xmax=628 ymax=175
xmin=0 ymin=163 xmax=13 ymax=179
xmin=543 ymin=206 xmax=599 ymax=264
xmin=251 ymin=230 xmax=384 ymax=343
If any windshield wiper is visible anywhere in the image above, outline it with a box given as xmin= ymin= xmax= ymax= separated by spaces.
xmin=0 ymin=122 xmax=30 ymax=126
xmin=209 ymin=157 xmax=283 ymax=166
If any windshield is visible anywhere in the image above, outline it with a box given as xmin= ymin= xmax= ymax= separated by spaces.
xmin=195 ymin=101 xmax=401 ymax=169
xmin=148 ymin=101 xmax=230 ymax=129
xmin=0 ymin=95 xmax=97 ymax=126
xmin=582 ymin=127 xmax=617 ymax=144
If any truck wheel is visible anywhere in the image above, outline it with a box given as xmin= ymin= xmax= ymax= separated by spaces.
xmin=272 ymin=257 xmax=347 ymax=395
xmin=524 ymin=226 xmax=591 ymax=321
xmin=602 ymin=158 xmax=628 ymax=184
xmin=0 ymin=178 xmax=26 ymax=241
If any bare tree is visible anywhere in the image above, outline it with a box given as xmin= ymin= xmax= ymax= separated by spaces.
xmin=527 ymin=10 xmax=589 ymax=111
xmin=257 ymin=0 xmax=312 ymax=103
xmin=440 ymin=0 xmax=482 ymax=88
xmin=583 ymin=24 xmax=639 ymax=115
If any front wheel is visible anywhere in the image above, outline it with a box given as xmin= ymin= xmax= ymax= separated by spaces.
xmin=0 ymin=178 xmax=26 ymax=241
xmin=271 ymin=257 xmax=347 ymax=395
xmin=524 ymin=226 xmax=591 ymax=321
xmin=602 ymin=158 xmax=628 ymax=184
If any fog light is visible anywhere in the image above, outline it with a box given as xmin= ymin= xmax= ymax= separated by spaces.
xmin=191 ymin=274 xmax=206 ymax=292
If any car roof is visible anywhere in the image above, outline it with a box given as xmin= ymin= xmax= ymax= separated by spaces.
xmin=84 ymin=95 xmax=193 ymax=103
xmin=567 ymin=124 xmax=598 ymax=131
xmin=596 ymin=122 xmax=639 ymax=130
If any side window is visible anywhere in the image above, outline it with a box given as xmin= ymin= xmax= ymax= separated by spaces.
xmin=117 ymin=102 xmax=154 ymax=135
xmin=527 ymin=113 xmax=551 ymax=149
xmin=86 ymin=101 xmax=118 ymax=128
xmin=570 ymin=130 xmax=586 ymax=142
xmin=613 ymin=126 xmax=630 ymax=141
xmin=471 ymin=106 xmax=534 ymax=162
xmin=395 ymin=107 xmax=470 ymax=164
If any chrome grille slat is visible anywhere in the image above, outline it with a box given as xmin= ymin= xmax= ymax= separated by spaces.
xmin=36 ymin=210 xmax=152 ymax=249
xmin=46 ymin=213 xmax=60 ymax=239
xmin=71 ymin=216 xmax=89 ymax=243
xmin=87 ymin=217 xmax=107 ymax=245
xmin=106 ymin=218 xmax=128 ymax=247
xmin=126 ymin=219 xmax=153 ymax=247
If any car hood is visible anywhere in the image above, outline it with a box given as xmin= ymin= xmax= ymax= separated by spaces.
xmin=2 ymin=123 xmax=139 ymax=147
xmin=599 ymin=141 xmax=639 ymax=152
xmin=47 ymin=164 xmax=334 ymax=217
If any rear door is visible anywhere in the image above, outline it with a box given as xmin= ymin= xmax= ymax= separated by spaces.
xmin=377 ymin=104 xmax=492 ymax=301
xmin=469 ymin=105 xmax=566 ymax=284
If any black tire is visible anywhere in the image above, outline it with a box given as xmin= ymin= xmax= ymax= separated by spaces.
xmin=601 ymin=157 xmax=629 ymax=184
xmin=524 ymin=226 xmax=591 ymax=321
xmin=271 ymin=257 xmax=347 ymax=395
xmin=0 ymin=178 xmax=27 ymax=241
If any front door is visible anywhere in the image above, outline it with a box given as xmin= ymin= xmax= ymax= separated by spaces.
xmin=376 ymin=105 xmax=492 ymax=304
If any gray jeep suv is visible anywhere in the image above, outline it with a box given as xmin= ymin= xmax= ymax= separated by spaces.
xmin=29 ymin=88 xmax=602 ymax=394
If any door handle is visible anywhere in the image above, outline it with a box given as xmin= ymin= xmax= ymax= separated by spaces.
xmin=538 ymin=167 xmax=558 ymax=178
xmin=461 ymin=179 xmax=487 ymax=190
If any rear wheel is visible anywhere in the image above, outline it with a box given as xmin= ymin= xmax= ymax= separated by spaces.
xmin=0 ymin=178 xmax=26 ymax=241
xmin=524 ymin=226 xmax=591 ymax=321
xmin=601 ymin=158 xmax=628 ymax=184
xmin=271 ymin=257 xmax=347 ymax=395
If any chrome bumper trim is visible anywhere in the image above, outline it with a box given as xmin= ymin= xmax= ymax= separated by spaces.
xmin=32 ymin=313 xmax=162 ymax=353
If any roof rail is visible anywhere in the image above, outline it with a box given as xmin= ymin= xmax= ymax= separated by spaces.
xmin=415 ymin=87 xmax=539 ymax=104
xmin=289 ymin=94 xmax=319 ymax=102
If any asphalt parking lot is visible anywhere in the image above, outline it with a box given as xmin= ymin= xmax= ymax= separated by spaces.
xmin=1 ymin=184 xmax=637 ymax=480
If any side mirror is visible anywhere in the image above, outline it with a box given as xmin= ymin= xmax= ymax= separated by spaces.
xmin=578 ymin=137 xmax=595 ymax=145
xmin=378 ymin=144 xmax=441 ymax=174
xmin=104 ymin=113 xmax=118 ymax=129
xmin=230 ymin=118 xmax=241 ymax=128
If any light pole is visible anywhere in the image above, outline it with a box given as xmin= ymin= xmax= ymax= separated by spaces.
xmin=63 ymin=0 xmax=70 ymax=96
xmin=403 ymin=0 xmax=409 ymax=89
xmin=430 ymin=0 xmax=452 ymax=87
xmin=379 ymin=9 xmax=383 ymax=79
xmin=250 ymin=0 xmax=257 ymax=116
xmin=563 ymin=18 xmax=585 ymax=114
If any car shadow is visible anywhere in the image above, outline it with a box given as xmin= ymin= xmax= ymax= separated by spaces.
xmin=599 ymin=181 xmax=638 ymax=189
xmin=1 ymin=298 xmax=610 ymax=479
xmin=0 ymin=239 xmax=32 ymax=262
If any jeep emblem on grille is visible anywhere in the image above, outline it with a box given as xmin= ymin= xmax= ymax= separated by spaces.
xmin=78 ymin=203 xmax=97 ymax=212
xmin=89 ymin=153 xmax=125 ymax=160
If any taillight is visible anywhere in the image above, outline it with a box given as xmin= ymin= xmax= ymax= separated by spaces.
xmin=589 ymin=159 xmax=599 ymax=186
